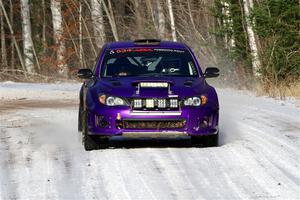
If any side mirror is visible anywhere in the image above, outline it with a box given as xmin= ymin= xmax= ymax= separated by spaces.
xmin=77 ymin=68 xmax=93 ymax=79
xmin=204 ymin=67 xmax=219 ymax=78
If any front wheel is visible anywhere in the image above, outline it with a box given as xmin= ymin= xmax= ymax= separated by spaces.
xmin=81 ymin=111 xmax=98 ymax=151
xmin=191 ymin=132 xmax=219 ymax=147
xmin=83 ymin=131 xmax=99 ymax=151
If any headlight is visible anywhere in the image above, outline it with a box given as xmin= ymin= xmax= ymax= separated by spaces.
xmin=184 ymin=96 xmax=207 ymax=106
xmin=106 ymin=96 xmax=126 ymax=106
xmin=98 ymin=95 xmax=127 ymax=106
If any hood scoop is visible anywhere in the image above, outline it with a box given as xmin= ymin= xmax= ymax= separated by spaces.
xmin=184 ymin=80 xmax=193 ymax=87
xmin=111 ymin=81 xmax=121 ymax=86
xmin=108 ymin=79 xmax=121 ymax=87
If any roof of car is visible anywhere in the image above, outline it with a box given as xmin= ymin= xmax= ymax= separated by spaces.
xmin=105 ymin=40 xmax=188 ymax=50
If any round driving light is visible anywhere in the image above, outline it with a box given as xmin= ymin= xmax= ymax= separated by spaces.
xmin=114 ymin=97 xmax=124 ymax=105
xmin=192 ymin=97 xmax=201 ymax=106
xmin=184 ymin=98 xmax=193 ymax=106
xmin=99 ymin=94 xmax=106 ymax=104
xmin=106 ymin=96 xmax=115 ymax=105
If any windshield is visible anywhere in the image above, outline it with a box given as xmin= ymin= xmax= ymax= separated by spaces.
xmin=100 ymin=48 xmax=198 ymax=77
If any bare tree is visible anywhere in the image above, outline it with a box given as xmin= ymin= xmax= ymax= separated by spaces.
xmin=221 ymin=1 xmax=235 ymax=49
xmin=9 ymin=0 xmax=14 ymax=71
xmin=0 ymin=7 xmax=7 ymax=67
xmin=51 ymin=0 xmax=68 ymax=77
xmin=91 ymin=0 xmax=105 ymax=48
xmin=243 ymin=0 xmax=261 ymax=76
xmin=101 ymin=0 xmax=119 ymax=41
xmin=20 ymin=0 xmax=35 ymax=73
xmin=79 ymin=1 xmax=84 ymax=67
xmin=42 ymin=0 xmax=46 ymax=53
xmin=76 ymin=0 xmax=98 ymax=57
xmin=167 ymin=0 xmax=177 ymax=41
xmin=133 ymin=0 xmax=143 ymax=38
xmin=157 ymin=0 xmax=165 ymax=39
xmin=0 ymin=0 xmax=26 ymax=74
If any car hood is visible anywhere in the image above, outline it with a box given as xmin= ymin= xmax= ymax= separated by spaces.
xmin=92 ymin=76 xmax=208 ymax=98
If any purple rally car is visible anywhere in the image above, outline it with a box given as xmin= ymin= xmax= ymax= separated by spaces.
xmin=78 ymin=39 xmax=220 ymax=150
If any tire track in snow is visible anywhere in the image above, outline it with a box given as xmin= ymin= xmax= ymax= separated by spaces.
xmin=148 ymin=148 xmax=197 ymax=199
xmin=80 ymin=152 xmax=111 ymax=200
xmin=175 ymin=148 xmax=243 ymax=199
xmin=166 ymin=148 xmax=205 ymax=200
xmin=125 ymin=148 xmax=176 ymax=199
xmin=115 ymin=149 xmax=158 ymax=200
xmin=238 ymin=125 xmax=300 ymax=193
xmin=0 ymin=127 xmax=18 ymax=200
xmin=237 ymin=122 xmax=300 ymax=182
xmin=220 ymin=100 xmax=300 ymax=198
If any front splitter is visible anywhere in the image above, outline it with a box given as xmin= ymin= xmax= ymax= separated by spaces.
xmin=122 ymin=131 xmax=188 ymax=138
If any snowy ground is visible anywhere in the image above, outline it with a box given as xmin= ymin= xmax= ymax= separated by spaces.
xmin=0 ymin=82 xmax=299 ymax=200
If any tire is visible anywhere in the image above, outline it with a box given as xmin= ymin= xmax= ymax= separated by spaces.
xmin=82 ymin=111 xmax=99 ymax=151
xmin=191 ymin=135 xmax=204 ymax=146
xmin=191 ymin=132 xmax=219 ymax=147
xmin=98 ymin=137 xmax=109 ymax=149
xmin=83 ymin=131 xmax=100 ymax=151
xmin=78 ymin=106 xmax=83 ymax=132
xmin=205 ymin=133 xmax=219 ymax=147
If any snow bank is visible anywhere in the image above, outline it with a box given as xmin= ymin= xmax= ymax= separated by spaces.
xmin=0 ymin=81 xmax=81 ymax=100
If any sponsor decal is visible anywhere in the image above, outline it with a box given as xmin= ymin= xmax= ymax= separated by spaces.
xmin=140 ymin=82 xmax=169 ymax=88
xmin=110 ymin=48 xmax=185 ymax=54
xmin=112 ymin=48 xmax=153 ymax=53
xmin=153 ymin=49 xmax=185 ymax=53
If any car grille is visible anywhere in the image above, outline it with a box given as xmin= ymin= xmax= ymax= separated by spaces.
xmin=123 ymin=119 xmax=186 ymax=129
xmin=130 ymin=98 xmax=179 ymax=110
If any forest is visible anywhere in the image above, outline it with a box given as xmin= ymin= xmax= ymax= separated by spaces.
xmin=0 ymin=0 xmax=299 ymax=97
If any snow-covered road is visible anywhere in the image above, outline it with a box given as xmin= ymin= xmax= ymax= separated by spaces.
xmin=0 ymin=82 xmax=299 ymax=200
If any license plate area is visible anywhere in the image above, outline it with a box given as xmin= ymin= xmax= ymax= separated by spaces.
xmin=123 ymin=119 xmax=186 ymax=129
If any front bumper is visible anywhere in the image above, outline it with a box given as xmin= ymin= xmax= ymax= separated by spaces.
xmin=86 ymin=105 xmax=219 ymax=137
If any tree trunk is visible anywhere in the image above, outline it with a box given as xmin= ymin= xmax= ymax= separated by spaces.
xmin=0 ymin=0 xmax=26 ymax=75
xmin=51 ymin=0 xmax=68 ymax=77
xmin=157 ymin=0 xmax=165 ymax=39
xmin=243 ymin=0 xmax=261 ymax=76
xmin=146 ymin=0 xmax=157 ymax=36
xmin=91 ymin=0 xmax=105 ymax=49
xmin=42 ymin=0 xmax=46 ymax=53
xmin=20 ymin=0 xmax=35 ymax=74
xmin=167 ymin=0 xmax=177 ymax=41
xmin=9 ymin=0 xmax=14 ymax=72
xmin=76 ymin=0 xmax=98 ymax=57
xmin=79 ymin=1 xmax=83 ymax=67
xmin=222 ymin=1 xmax=235 ymax=48
xmin=107 ymin=0 xmax=118 ymax=41
xmin=114 ymin=0 xmax=126 ymax=38
xmin=133 ymin=0 xmax=143 ymax=38
xmin=101 ymin=0 xmax=119 ymax=41
xmin=79 ymin=1 xmax=86 ymax=68
xmin=0 ymin=7 xmax=7 ymax=67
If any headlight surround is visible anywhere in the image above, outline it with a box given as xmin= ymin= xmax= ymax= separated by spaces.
xmin=183 ymin=95 xmax=207 ymax=106
xmin=98 ymin=94 xmax=127 ymax=106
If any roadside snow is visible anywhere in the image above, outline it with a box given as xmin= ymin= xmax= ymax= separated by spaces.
xmin=0 ymin=81 xmax=81 ymax=100
xmin=0 ymin=82 xmax=299 ymax=200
